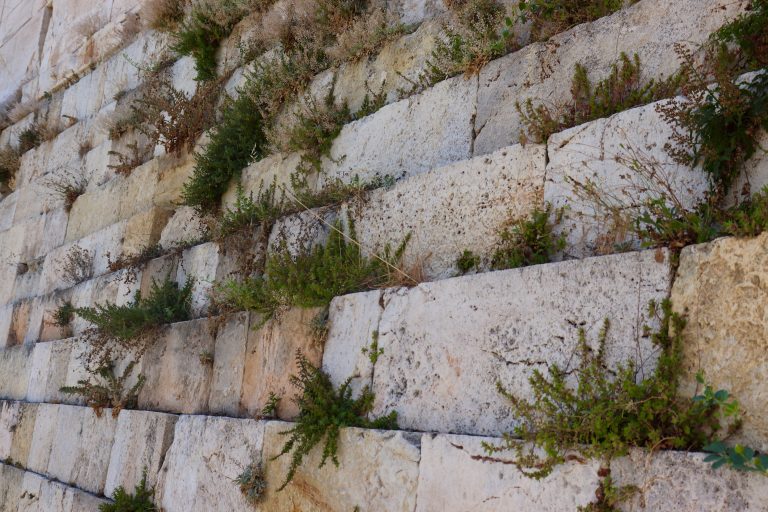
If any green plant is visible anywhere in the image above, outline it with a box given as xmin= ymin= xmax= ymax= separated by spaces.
xmin=199 ymin=351 xmax=214 ymax=365
xmin=361 ymin=330 xmax=383 ymax=364
xmin=261 ymin=391 xmax=281 ymax=418
xmin=577 ymin=471 xmax=637 ymax=512
xmin=217 ymin=219 xmax=411 ymax=321
xmin=144 ymin=0 xmax=186 ymax=32
xmin=456 ymin=249 xmax=480 ymax=274
xmin=60 ymin=360 xmax=146 ymax=418
xmin=492 ymin=204 xmax=565 ymax=270
xmin=703 ymin=442 xmax=768 ymax=475
xmin=711 ymin=0 xmax=768 ymax=72
xmin=519 ymin=53 xmax=681 ymax=143
xmin=18 ymin=124 xmax=42 ymax=153
xmin=53 ymin=301 xmax=75 ymax=328
xmin=484 ymin=301 xmax=742 ymax=480
xmin=517 ymin=0 xmax=631 ymax=42
xmin=273 ymin=352 xmax=398 ymax=490
xmin=100 ymin=468 xmax=156 ymax=511
xmin=289 ymin=173 xmax=394 ymax=211
xmin=327 ymin=8 xmax=407 ymax=65
xmin=213 ymin=182 xmax=285 ymax=240
xmin=235 ymin=461 xmax=267 ymax=505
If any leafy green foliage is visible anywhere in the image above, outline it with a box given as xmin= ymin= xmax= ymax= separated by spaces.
xmin=18 ymin=125 xmax=42 ymax=153
xmin=712 ymin=0 xmax=768 ymax=71
xmin=100 ymin=468 xmax=156 ymax=511
xmin=456 ymin=249 xmax=480 ymax=274
xmin=61 ymin=361 xmax=145 ymax=418
xmin=703 ymin=442 xmax=768 ymax=475
xmin=287 ymin=89 xmax=351 ymax=173
xmin=235 ymin=461 xmax=268 ymax=505
xmin=517 ymin=0 xmax=630 ymax=41
xmin=492 ymin=205 xmax=565 ymax=270
xmin=273 ymin=352 xmax=398 ymax=490
xmin=260 ymin=391 xmax=281 ymax=418
xmin=213 ymin=183 xmax=285 ymax=240
xmin=519 ymin=53 xmax=681 ymax=143
xmin=485 ymin=302 xmax=737 ymax=479
xmin=361 ymin=330 xmax=383 ymax=364
xmin=53 ymin=301 xmax=75 ymax=328
xmin=74 ymin=277 xmax=193 ymax=343
xmin=577 ymin=472 xmax=637 ymax=512
xmin=289 ymin=173 xmax=394 ymax=211
xmin=217 ymin=219 xmax=411 ymax=320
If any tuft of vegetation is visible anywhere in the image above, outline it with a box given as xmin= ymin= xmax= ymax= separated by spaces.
xmin=53 ymin=301 xmax=75 ymax=328
xmin=216 ymin=219 xmax=411 ymax=321
xmin=61 ymin=360 xmax=146 ymax=418
xmin=492 ymin=204 xmax=565 ymax=270
xmin=273 ymin=352 xmax=398 ymax=490
xmin=214 ymin=183 xmax=285 ymax=240
xmin=327 ymin=8 xmax=407 ymax=65
xmin=260 ymin=391 xmax=281 ymax=418
xmin=235 ymin=461 xmax=267 ymax=506
xmin=361 ymin=330 xmax=383 ymax=364
xmin=484 ymin=301 xmax=749 ymax=480
xmin=0 ymin=145 xmax=21 ymax=190
xmin=144 ymin=0 xmax=186 ymax=32
xmin=517 ymin=0 xmax=632 ymax=42
xmin=18 ymin=124 xmax=42 ymax=153
xmin=711 ymin=0 xmax=768 ymax=72
xmin=99 ymin=468 xmax=156 ymax=511
xmin=42 ymin=167 xmax=88 ymax=211
xmin=58 ymin=244 xmax=94 ymax=285
xmin=577 ymin=470 xmax=637 ymax=512
xmin=456 ymin=249 xmax=480 ymax=274
xmin=518 ymin=53 xmax=681 ymax=144
xmin=289 ymin=173 xmax=394 ymax=211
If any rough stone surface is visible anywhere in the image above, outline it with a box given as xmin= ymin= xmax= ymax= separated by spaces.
xmin=156 ymin=416 xmax=264 ymax=512
xmin=262 ymin=422 xmax=421 ymax=512
xmin=0 ymin=463 xmax=108 ymax=512
xmin=353 ymin=143 xmax=546 ymax=279
xmin=208 ymin=312 xmax=250 ymax=416
xmin=0 ymin=345 xmax=31 ymax=400
xmin=369 ymin=250 xmax=672 ymax=435
xmin=0 ymin=401 xmax=37 ymax=467
xmin=671 ymin=233 xmax=768 ymax=451
xmin=105 ymin=410 xmax=178 ymax=497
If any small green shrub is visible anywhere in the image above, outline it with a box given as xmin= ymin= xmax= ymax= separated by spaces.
xmin=519 ymin=53 xmax=681 ymax=144
xmin=217 ymin=219 xmax=411 ymax=320
xmin=456 ymin=249 xmax=480 ymax=274
xmin=260 ymin=391 xmax=281 ymax=418
xmin=213 ymin=182 xmax=285 ymax=240
xmin=711 ymin=0 xmax=768 ymax=71
xmin=235 ymin=461 xmax=267 ymax=506
xmin=0 ymin=145 xmax=20 ymax=190
xmin=18 ymin=124 xmax=42 ymax=153
xmin=100 ymin=468 xmax=156 ymax=511
xmin=492 ymin=205 xmax=565 ymax=270
xmin=361 ymin=330 xmax=383 ymax=364
xmin=703 ymin=442 xmax=768 ymax=475
xmin=517 ymin=0 xmax=630 ymax=42
xmin=577 ymin=472 xmax=637 ymax=512
xmin=273 ymin=352 xmax=398 ymax=490
xmin=484 ymin=301 xmax=742 ymax=480
xmin=53 ymin=301 xmax=75 ymax=328
xmin=61 ymin=361 xmax=146 ymax=418
xmin=289 ymin=173 xmax=394 ymax=211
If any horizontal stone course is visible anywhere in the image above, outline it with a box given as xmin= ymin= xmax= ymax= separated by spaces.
xmin=0 ymin=463 xmax=108 ymax=512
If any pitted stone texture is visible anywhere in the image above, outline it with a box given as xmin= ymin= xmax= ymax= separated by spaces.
xmin=26 ymin=339 xmax=73 ymax=403
xmin=612 ymin=449 xmax=768 ymax=511
xmin=105 ymin=410 xmax=179 ymax=497
xmin=0 ymin=401 xmax=37 ymax=468
xmin=369 ymin=250 xmax=672 ymax=435
xmin=156 ymin=416 xmax=264 ymax=512
xmin=416 ymin=433 xmax=600 ymax=510
xmin=177 ymin=242 xmax=241 ymax=317
xmin=323 ymin=75 xmax=477 ymax=184
xmin=0 ymin=463 xmax=108 ymax=512
xmin=475 ymin=0 xmax=748 ymax=155
xmin=46 ymin=404 xmax=118 ymax=494
xmin=209 ymin=312 xmax=250 ymax=416
xmin=544 ymin=102 xmax=710 ymax=258
xmin=323 ymin=290 xmax=384 ymax=395
xmin=138 ymin=318 xmax=215 ymax=414
xmin=159 ymin=206 xmax=207 ymax=249
xmin=223 ymin=152 xmax=303 ymax=209
xmin=26 ymin=404 xmax=60 ymax=475
xmin=263 ymin=422 xmax=421 ymax=512
xmin=353 ymin=143 xmax=546 ymax=279
xmin=240 ymin=308 xmax=324 ymax=419
xmin=267 ymin=207 xmax=338 ymax=258
xmin=671 ymin=233 xmax=768 ymax=451
xmin=0 ymin=344 xmax=31 ymax=400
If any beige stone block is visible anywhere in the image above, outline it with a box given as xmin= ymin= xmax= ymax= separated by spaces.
xmin=0 ymin=401 xmax=38 ymax=467
xmin=208 ymin=312 xmax=250 ymax=416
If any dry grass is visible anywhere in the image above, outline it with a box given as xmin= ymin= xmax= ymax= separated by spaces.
xmin=144 ymin=0 xmax=188 ymax=31
xmin=326 ymin=8 xmax=406 ymax=65
xmin=42 ymin=167 xmax=89 ymax=212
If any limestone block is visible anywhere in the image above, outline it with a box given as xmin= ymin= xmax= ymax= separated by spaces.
xmin=354 ymin=143 xmax=546 ymax=280
xmin=0 ymin=191 xmax=18 ymax=231
xmin=47 ymin=405 xmax=118 ymax=494
xmin=104 ymin=410 xmax=179 ymax=497
xmin=65 ymin=180 xmax=122 ymax=243
xmin=209 ymin=312 xmax=250 ymax=416
xmin=730 ymin=130 xmax=768 ymax=205
xmin=0 ymin=463 xmax=24 ymax=511
xmin=10 ymin=263 xmax=43 ymax=303
xmin=118 ymin=158 xmax=161 ymax=221
xmin=262 ymin=422 xmax=421 ymax=512
xmin=0 ymin=305 xmax=13 ymax=349
xmin=138 ymin=318 xmax=215 ymax=414
xmin=323 ymin=290 xmax=384 ymax=394
xmin=159 ymin=206 xmax=207 ymax=249
xmin=170 ymin=56 xmax=198 ymax=98
xmin=544 ymin=103 xmax=710 ymax=258
xmin=0 ymin=0 xmax=48 ymax=103
xmin=6 ymin=299 xmax=32 ymax=347
xmin=367 ymin=249 xmax=672 ymax=435
xmin=323 ymin=75 xmax=477 ymax=184
xmin=122 ymin=206 xmax=173 ymax=257
xmin=39 ymin=292 xmax=75 ymax=342
xmin=27 ymin=339 xmax=73 ymax=403
xmin=388 ymin=0 xmax=447 ymax=24
xmin=153 ymin=153 xmax=195 ymax=208
xmin=222 ymin=152 xmax=302 ymax=210
xmin=416 ymin=433 xmax=600 ymax=511
xmin=36 ymin=207 xmax=69 ymax=260
xmin=156 ymin=416 xmax=264 ymax=512
xmin=0 ymin=344 xmax=32 ymax=400
xmin=267 ymin=208 xmax=338 ymax=258
xmin=21 ymin=296 xmax=46 ymax=345
xmin=0 ymin=401 xmax=38 ymax=467
xmin=20 ymin=469 xmax=110 ymax=511
xmin=26 ymin=404 xmax=61 ymax=475
xmin=177 ymin=242 xmax=238 ymax=317
xmin=671 ymin=233 xmax=768 ymax=451
xmin=138 ymin=253 xmax=180 ymax=298
xmin=474 ymin=0 xmax=748 ymax=155
xmin=240 ymin=308 xmax=324 ymax=419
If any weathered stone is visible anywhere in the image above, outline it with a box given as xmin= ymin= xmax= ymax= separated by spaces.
xmin=0 ymin=463 xmax=109 ymax=512
xmin=156 ymin=416 xmax=264 ymax=512
xmin=26 ymin=404 xmax=61 ymax=475
xmin=153 ymin=153 xmax=196 ymax=208
xmin=122 ymin=206 xmax=173 ymax=257
xmin=323 ymin=75 xmax=477 ymax=184
xmin=65 ymin=180 xmax=122 ymax=243
xmin=26 ymin=340 xmax=73 ymax=403
xmin=177 ymin=242 xmax=240 ymax=317
xmin=475 ymin=0 xmax=748 ymax=155
xmin=240 ymin=308 xmax=324 ymax=419
xmin=0 ymin=401 xmax=37 ymax=467
xmin=671 ymin=233 xmax=768 ymax=451
xmin=262 ymin=422 xmax=421 ymax=512
xmin=138 ymin=318 xmax=215 ymax=414
xmin=105 ymin=410 xmax=179 ymax=497
xmin=267 ymin=207 xmax=338 ymax=258
xmin=159 ymin=206 xmax=206 ymax=249
xmin=544 ymin=102 xmax=710 ymax=258
xmin=0 ymin=344 xmax=32 ymax=400
xmin=353 ymin=143 xmax=546 ymax=279
xmin=416 ymin=433 xmax=600 ymax=511
xmin=0 ymin=0 xmax=48 ymax=104
xmin=208 ymin=312 xmax=250 ymax=416
xmin=368 ymin=249 xmax=672 ymax=435
xmin=0 ymin=191 xmax=18 ymax=232
xmin=47 ymin=404 xmax=118 ymax=494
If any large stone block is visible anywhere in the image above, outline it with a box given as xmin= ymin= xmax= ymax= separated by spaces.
xmin=105 ymin=410 xmax=179 ymax=497
xmin=353 ymin=143 xmax=546 ymax=280
xmin=416 ymin=433 xmax=600 ymax=511
xmin=323 ymin=75 xmax=477 ymax=184
xmin=208 ymin=312 xmax=250 ymax=416
xmin=0 ymin=463 xmax=108 ymax=512
xmin=0 ymin=401 xmax=37 ymax=467
xmin=138 ymin=318 xmax=215 ymax=414
xmin=26 ymin=339 xmax=73 ymax=403
xmin=156 ymin=416 xmax=264 ymax=512
xmin=671 ymin=233 xmax=768 ymax=451
xmin=544 ymin=102 xmax=710 ymax=258
xmin=0 ymin=344 xmax=32 ymax=400
xmin=474 ymin=0 xmax=748 ymax=155
xmin=364 ymin=249 xmax=672 ymax=435
xmin=240 ymin=308 xmax=324 ymax=419
xmin=177 ymin=242 xmax=241 ymax=317
xmin=262 ymin=422 xmax=421 ymax=512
